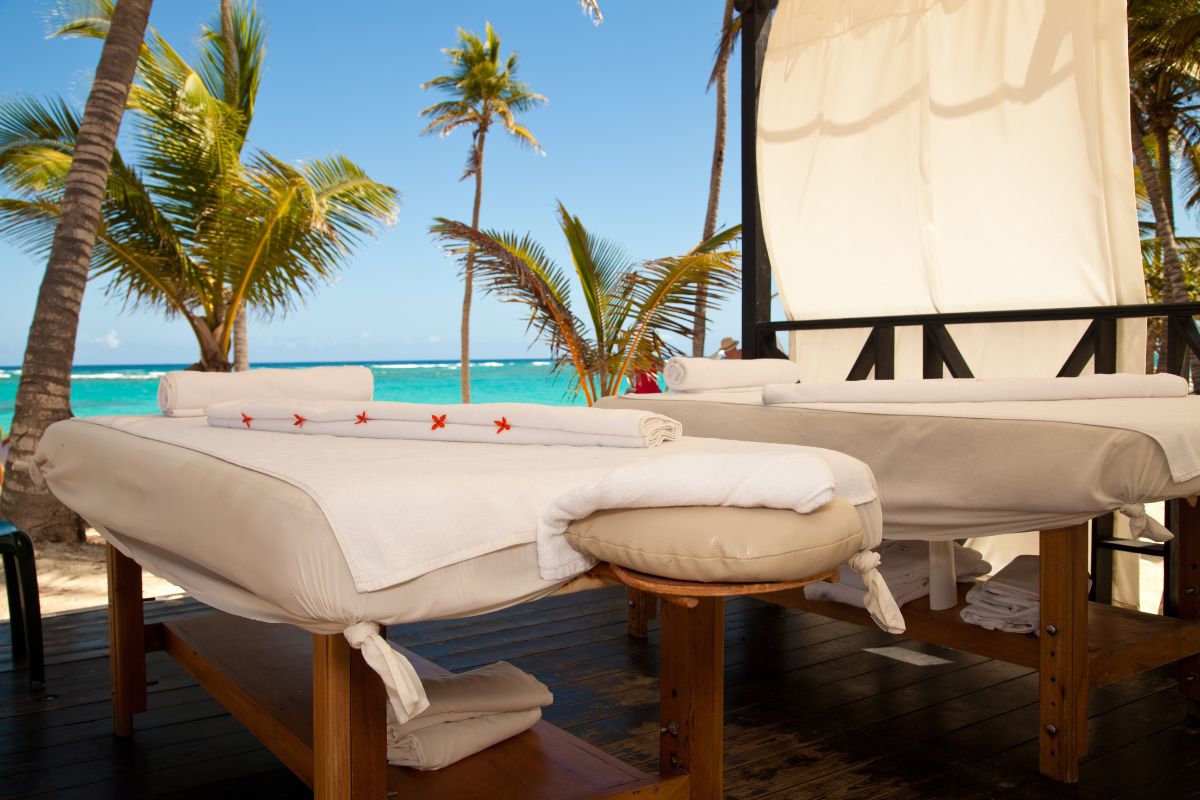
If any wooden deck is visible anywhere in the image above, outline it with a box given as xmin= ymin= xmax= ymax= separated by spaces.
xmin=2 ymin=587 xmax=1199 ymax=799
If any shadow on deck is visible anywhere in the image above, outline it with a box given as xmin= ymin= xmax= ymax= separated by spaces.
xmin=2 ymin=586 xmax=1199 ymax=799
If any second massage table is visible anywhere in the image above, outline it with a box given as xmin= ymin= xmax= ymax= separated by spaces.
xmin=601 ymin=387 xmax=1200 ymax=782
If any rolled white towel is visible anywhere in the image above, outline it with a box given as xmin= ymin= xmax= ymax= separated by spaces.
xmin=158 ymin=366 xmax=374 ymax=417
xmin=763 ymin=373 xmax=1188 ymax=405
xmin=663 ymin=356 xmax=799 ymax=392
xmin=207 ymin=400 xmax=682 ymax=448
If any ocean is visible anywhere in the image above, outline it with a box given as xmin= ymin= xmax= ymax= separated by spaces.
xmin=0 ymin=359 xmax=585 ymax=434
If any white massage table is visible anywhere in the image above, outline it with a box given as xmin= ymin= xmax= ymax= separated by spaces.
xmin=601 ymin=389 xmax=1200 ymax=783
xmin=34 ymin=415 xmax=883 ymax=800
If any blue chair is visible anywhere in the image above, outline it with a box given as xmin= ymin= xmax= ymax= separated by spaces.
xmin=1 ymin=520 xmax=44 ymax=691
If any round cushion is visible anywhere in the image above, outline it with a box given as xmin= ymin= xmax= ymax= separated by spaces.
xmin=565 ymin=499 xmax=864 ymax=583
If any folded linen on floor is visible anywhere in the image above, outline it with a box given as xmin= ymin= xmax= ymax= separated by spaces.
xmin=960 ymin=555 xmax=1041 ymax=634
xmin=387 ymin=661 xmax=552 ymax=770
xmin=206 ymin=400 xmax=682 ymax=448
xmin=762 ymin=373 xmax=1187 ymax=405
xmin=803 ymin=540 xmax=991 ymax=608
xmin=663 ymin=356 xmax=800 ymax=392
xmin=158 ymin=366 xmax=373 ymax=417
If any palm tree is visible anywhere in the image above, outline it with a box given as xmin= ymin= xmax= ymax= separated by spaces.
xmin=0 ymin=1 xmax=398 ymax=373
xmin=431 ymin=203 xmax=741 ymax=404
xmin=692 ymin=1 xmax=741 ymax=357
xmin=578 ymin=0 xmax=603 ymax=24
xmin=421 ymin=23 xmax=546 ymax=403
xmin=0 ymin=0 xmax=153 ymax=543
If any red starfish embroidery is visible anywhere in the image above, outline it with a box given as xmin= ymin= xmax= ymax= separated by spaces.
xmin=355 ymin=410 xmax=370 ymax=425
xmin=241 ymin=413 xmax=253 ymax=429
xmin=494 ymin=416 xmax=511 ymax=434
xmin=431 ymin=413 xmax=447 ymax=430
xmin=293 ymin=414 xmax=306 ymax=428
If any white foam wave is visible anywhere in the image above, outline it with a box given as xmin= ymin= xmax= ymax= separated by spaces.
xmin=478 ymin=361 xmax=505 ymax=367
xmin=372 ymin=363 xmax=458 ymax=370
xmin=529 ymin=361 xmax=551 ymax=366
xmin=71 ymin=371 xmax=160 ymax=380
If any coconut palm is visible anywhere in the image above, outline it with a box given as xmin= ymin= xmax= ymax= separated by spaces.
xmin=421 ymin=23 xmax=546 ymax=403
xmin=0 ymin=0 xmax=153 ymax=543
xmin=431 ymin=203 xmax=741 ymax=404
xmin=692 ymin=0 xmax=741 ymax=356
xmin=578 ymin=0 xmax=603 ymax=24
xmin=0 ymin=1 xmax=398 ymax=373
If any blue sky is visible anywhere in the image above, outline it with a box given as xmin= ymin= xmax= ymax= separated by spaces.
xmin=0 ymin=0 xmax=745 ymax=365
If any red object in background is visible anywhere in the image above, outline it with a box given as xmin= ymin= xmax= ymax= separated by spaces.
xmin=633 ymin=371 xmax=662 ymax=394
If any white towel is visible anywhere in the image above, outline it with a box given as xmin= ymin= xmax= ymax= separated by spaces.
xmin=387 ymin=661 xmax=552 ymax=770
xmin=763 ymin=373 xmax=1187 ymax=405
xmin=664 ymin=356 xmax=800 ymax=392
xmin=803 ymin=541 xmax=991 ymax=608
xmin=158 ymin=366 xmax=374 ymax=417
xmin=959 ymin=555 xmax=1041 ymax=634
xmin=206 ymin=400 xmax=682 ymax=449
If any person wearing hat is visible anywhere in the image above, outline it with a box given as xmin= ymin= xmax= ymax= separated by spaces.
xmin=711 ymin=336 xmax=742 ymax=360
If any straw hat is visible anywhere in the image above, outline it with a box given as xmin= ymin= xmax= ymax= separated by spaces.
xmin=719 ymin=337 xmax=739 ymax=350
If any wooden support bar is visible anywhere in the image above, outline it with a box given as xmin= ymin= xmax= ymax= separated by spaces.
xmin=659 ymin=597 xmax=724 ymax=800
xmin=627 ymin=588 xmax=657 ymax=639
xmin=1176 ymin=496 xmax=1200 ymax=717
xmin=1038 ymin=524 xmax=1090 ymax=783
xmin=312 ymin=633 xmax=388 ymax=800
xmin=106 ymin=544 xmax=146 ymax=737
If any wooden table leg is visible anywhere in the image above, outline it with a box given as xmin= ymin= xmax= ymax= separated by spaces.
xmin=1038 ymin=524 xmax=1090 ymax=783
xmin=106 ymin=544 xmax=146 ymax=737
xmin=1176 ymin=497 xmax=1200 ymax=717
xmin=659 ymin=597 xmax=723 ymax=800
xmin=628 ymin=588 xmax=657 ymax=639
xmin=313 ymin=633 xmax=388 ymax=799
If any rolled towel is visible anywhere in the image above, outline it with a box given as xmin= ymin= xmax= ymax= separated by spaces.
xmin=763 ymin=372 xmax=1188 ymax=405
xmin=663 ymin=356 xmax=800 ymax=392
xmin=158 ymin=366 xmax=374 ymax=417
xmin=389 ymin=708 xmax=542 ymax=770
xmin=207 ymin=400 xmax=682 ymax=448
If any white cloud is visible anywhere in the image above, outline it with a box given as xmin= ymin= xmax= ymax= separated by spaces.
xmin=96 ymin=329 xmax=120 ymax=349
xmin=428 ymin=335 xmax=442 ymax=344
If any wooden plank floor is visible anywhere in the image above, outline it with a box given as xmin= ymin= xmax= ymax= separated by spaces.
xmin=2 ymin=586 xmax=1200 ymax=799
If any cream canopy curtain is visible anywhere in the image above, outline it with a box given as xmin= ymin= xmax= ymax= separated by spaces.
xmin=757 ymin=0 xmax=1146 ymax=382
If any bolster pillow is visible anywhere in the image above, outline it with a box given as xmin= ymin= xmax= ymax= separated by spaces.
xmin=158 ymin=366 xmax=374 ymax=417
xmin=663 ymin=356 xmax=799 ymax=392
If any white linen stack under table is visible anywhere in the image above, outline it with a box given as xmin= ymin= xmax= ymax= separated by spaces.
xmin=960 ymin=555 xmax=1042 ymax=635
xmin=804 ymin=540 xmax=990 ymax=609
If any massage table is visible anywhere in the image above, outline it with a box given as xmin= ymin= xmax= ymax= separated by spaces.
xmin=600 ymin=388 xmax=1200 ymax=783
xmin=33 ymin=415 xmax=885 ymax=800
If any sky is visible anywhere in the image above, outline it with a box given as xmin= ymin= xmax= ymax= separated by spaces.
xmin=0 ymin=0 xmax=745 ymax=366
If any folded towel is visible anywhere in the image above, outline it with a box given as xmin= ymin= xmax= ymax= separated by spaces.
xmin=803 ymin=541 xmax=991 ymax=608
xmin=959 ymin=554 xmax=1041 ymax=634
xmin=386 ymin=661 xmax=552 ymax=771
xmin=206 ymin=400 xmax=682 ymax=449
xmin=664 ymin=356 xmax=800 ymax=392
xmin=158 ymin=366 xmax=374 ymax=417
xmin=763 ymin=373 xmax=1187 ymax=405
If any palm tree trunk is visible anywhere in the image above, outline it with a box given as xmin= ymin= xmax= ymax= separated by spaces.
xmin=692 ymin=45 xmax=731 ymax=357
xmin=232 ymin=303 xmax=249 ymax=370
xmin=0 ymin=0 xmax=153 ymax=542
xmin=1132 ymin=116 xmax=1188 ymax=303
xmin=461 ymin=130 xmax=487 ymax=403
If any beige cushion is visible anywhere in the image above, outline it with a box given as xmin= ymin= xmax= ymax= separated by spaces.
xmin=565 ymin=500 xmax=864 ymax=583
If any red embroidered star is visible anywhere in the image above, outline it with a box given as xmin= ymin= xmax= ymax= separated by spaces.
xmin=241 ymin=413 xmax=253 ymax=429
xmin=293 ymin=414 xmax=306 ymax=428
xmin=494 ymin=416 xmax=511 ymax=434
xmin=355 ymin=410 xmax=370 ymax=425
xmin=431 ymin=413 xmax=447 ymax=430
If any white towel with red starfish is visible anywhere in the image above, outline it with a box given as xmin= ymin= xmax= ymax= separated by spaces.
xmin=205 ymin=399 xmax=683 ymax=448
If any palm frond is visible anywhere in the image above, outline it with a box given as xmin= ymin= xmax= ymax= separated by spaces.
xmin=578 ymin=0 xmax=603 ymax=25
xmin=197 ymin=0 xmax=268 ymax=143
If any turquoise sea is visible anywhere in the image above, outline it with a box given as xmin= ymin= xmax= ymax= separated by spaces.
xmin=0 ymin=359 xmax=585 ymax=435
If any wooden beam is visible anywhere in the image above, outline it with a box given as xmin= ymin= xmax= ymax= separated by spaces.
xmin=659 ymin=597 xmax=724 ymax=800
xmin=1038 ymin=524 xmax=1090 ymax=783
xmin=1177 ymin=497 xmax=1200 ymax=717
xmin=627 ymin=588 xmax=657 ymax=639
xmin=106 ymin=544 xmax=145 ymax=737
xmin=312 ymin=632 xmax=387 ymax=799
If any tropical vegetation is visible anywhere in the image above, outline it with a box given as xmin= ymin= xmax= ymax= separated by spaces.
xmin=431 ymin=203 xmax=741 ymax=405
xmin=421 ymin=22 xmax=545 ymax=403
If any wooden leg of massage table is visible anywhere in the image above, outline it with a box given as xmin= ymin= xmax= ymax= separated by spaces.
xmin=312 ymin=632 xmax=388 ymax=799
xmin=1038 ymin=524 xmax=1090 ymax=783
xmin=1176 ymin=497 xmax=1200 ymax=717
xmin=659 ymin=597 xmax=723 ymax=800
xmin=106 ymin=544 xmax=146 ymax=737
xmin=628 ymin=588 xmax=657 ymax=639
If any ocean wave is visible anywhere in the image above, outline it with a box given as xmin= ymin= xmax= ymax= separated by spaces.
xmin=529 ymin=361 xmax=551 ymax=366
xmin=71 ymin=371 xmax=161 ymax=380
xmin=373 ymin=363 xmax=458 ymax=370
xmin=0 ymin=372 xmax=10 ymax=379
xmin=478 ymin=361 xmax=505 ymax=367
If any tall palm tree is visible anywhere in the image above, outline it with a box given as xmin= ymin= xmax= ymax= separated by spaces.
xmin=0 ymin=1 xmax=398 ymax=373
xmin=421 ymin=23 xmax=545 ymax=402
xmin=0 ymin=0 xmax=153 ymax=543
xmin=431 ymin=203 xmax=741 ymax=404
xmin=692 ymin=1 xmax=741 ymax=356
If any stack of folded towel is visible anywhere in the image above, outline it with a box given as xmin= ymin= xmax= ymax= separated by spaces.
xmin=959 ymin=555 xmax=1040 ymax=634
xmin=803 ymin=540 xmax=991 ymax=608
xmin=387 ymin=661 xmax=553 ymax=771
